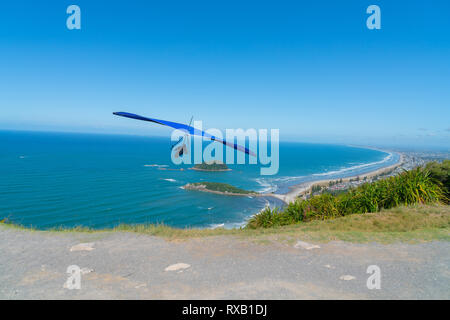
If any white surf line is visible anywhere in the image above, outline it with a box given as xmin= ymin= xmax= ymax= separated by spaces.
xmin=268 ymin=151 xmax=404 ymax=204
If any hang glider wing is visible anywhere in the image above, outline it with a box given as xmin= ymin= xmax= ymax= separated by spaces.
xmin=113 ymin=112 xmax=256 ymax=157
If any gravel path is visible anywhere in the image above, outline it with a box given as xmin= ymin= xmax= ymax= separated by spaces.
xmin=0 ymin=225 xmax=448 ymax=299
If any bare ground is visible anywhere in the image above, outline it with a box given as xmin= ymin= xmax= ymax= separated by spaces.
xmin=0 ymin=225 xmax=448 ymax=299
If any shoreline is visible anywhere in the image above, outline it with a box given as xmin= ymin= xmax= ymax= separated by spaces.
xmin=181 ymin=151 xmax=405 ymax=205
xmin=269 ymin=152 xmax=404 ymax=204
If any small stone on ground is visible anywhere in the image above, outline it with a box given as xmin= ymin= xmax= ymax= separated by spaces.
xmin=165 ymin=263 xmax=191 ymax=272
xmin=294 ymin=240 xmax=320 ymax=250
xmin=70 ymin=242 xmax=95 ymax=252
xmin=81 ymin=268 xmax=94 ymax=274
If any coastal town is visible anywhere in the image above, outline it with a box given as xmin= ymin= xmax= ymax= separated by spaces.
xmin=307 ymin=150 xmax=450 ymax=198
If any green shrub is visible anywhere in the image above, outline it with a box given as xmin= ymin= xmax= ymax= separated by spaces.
xmin=247 ymin=207 xmax=295 ymax=229
xmin=246 ymin=166 xmax=446 ymax=229
xmin=425 ymin=160 xmax=450 ymax=202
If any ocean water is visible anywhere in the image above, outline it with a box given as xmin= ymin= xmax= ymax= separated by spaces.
xmin=0 ymin=131 xmax=398 ymax=229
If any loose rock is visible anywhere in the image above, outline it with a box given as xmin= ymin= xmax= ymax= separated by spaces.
xmin=70 ymin=242 xmax=95 ymax=252
xmin=294 ymin=241 xmax=320 ymax=250
xmin=165 ymin=263 xmax=191 ymax=272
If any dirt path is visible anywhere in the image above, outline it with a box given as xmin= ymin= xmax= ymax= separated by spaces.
xmin=0 ymin=225 xmax=448 ymax=299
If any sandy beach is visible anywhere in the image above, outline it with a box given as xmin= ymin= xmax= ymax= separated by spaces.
xmin=269 ymin=152 xmax=404 ymax=204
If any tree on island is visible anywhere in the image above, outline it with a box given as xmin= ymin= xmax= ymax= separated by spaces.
xmin=192 ymin=161 xmax=230 ymax=171
xmin=186 ymin=182 xmax=254 ymax=194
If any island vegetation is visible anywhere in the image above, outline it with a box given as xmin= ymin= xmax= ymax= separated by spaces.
xmin=184 ymin=182 xmax=255 ymax=195
xmin=191 ymin=161 xmax=230 ymax=171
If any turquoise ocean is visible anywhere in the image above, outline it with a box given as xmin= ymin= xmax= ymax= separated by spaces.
xmin=0 ymin=131 xmax=399 ymax=229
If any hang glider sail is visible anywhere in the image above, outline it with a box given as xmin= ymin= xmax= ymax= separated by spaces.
xmin=113 ymin=112 xmax=256 ymax=157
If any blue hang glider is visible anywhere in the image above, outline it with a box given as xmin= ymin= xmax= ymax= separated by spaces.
xmin=113 ymin=112 xmax=256 ymax=157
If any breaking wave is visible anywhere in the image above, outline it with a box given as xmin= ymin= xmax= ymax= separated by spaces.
xmin=311 ymin=152 xmax=393 ymax=177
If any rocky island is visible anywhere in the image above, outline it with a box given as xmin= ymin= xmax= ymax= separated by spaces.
xmin=191 ymin=161 xmax=231 ymax=172
xmin=183 ymin=182 xmax=256 ymax=196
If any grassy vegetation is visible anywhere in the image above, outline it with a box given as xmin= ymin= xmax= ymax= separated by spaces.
xmin=1 ymin=204 xmax=448 ymax=243
xmin=112 ymin=204 xmax=450 ymax=242
xmin=187 ymin=182 xmax=255 ymax=194
xmin=247 ymin=165 xmax=448 ymax=229
xmin=271 ymin=204 xmax=450 ymax=243
xmin=192 ymin=161 xmax=230 ymax=171
xmin=425 ymin=160 xmax=450 ymax=202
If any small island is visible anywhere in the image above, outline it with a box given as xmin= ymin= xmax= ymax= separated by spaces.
xmin=191 ymin=161 xmax=231 ymax=172
xmin=183 ymin=182 xmax=256 ymax=196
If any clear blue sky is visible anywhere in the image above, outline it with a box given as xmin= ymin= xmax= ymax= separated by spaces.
xmin=1 ymin=1 xmax=449 ymax=148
